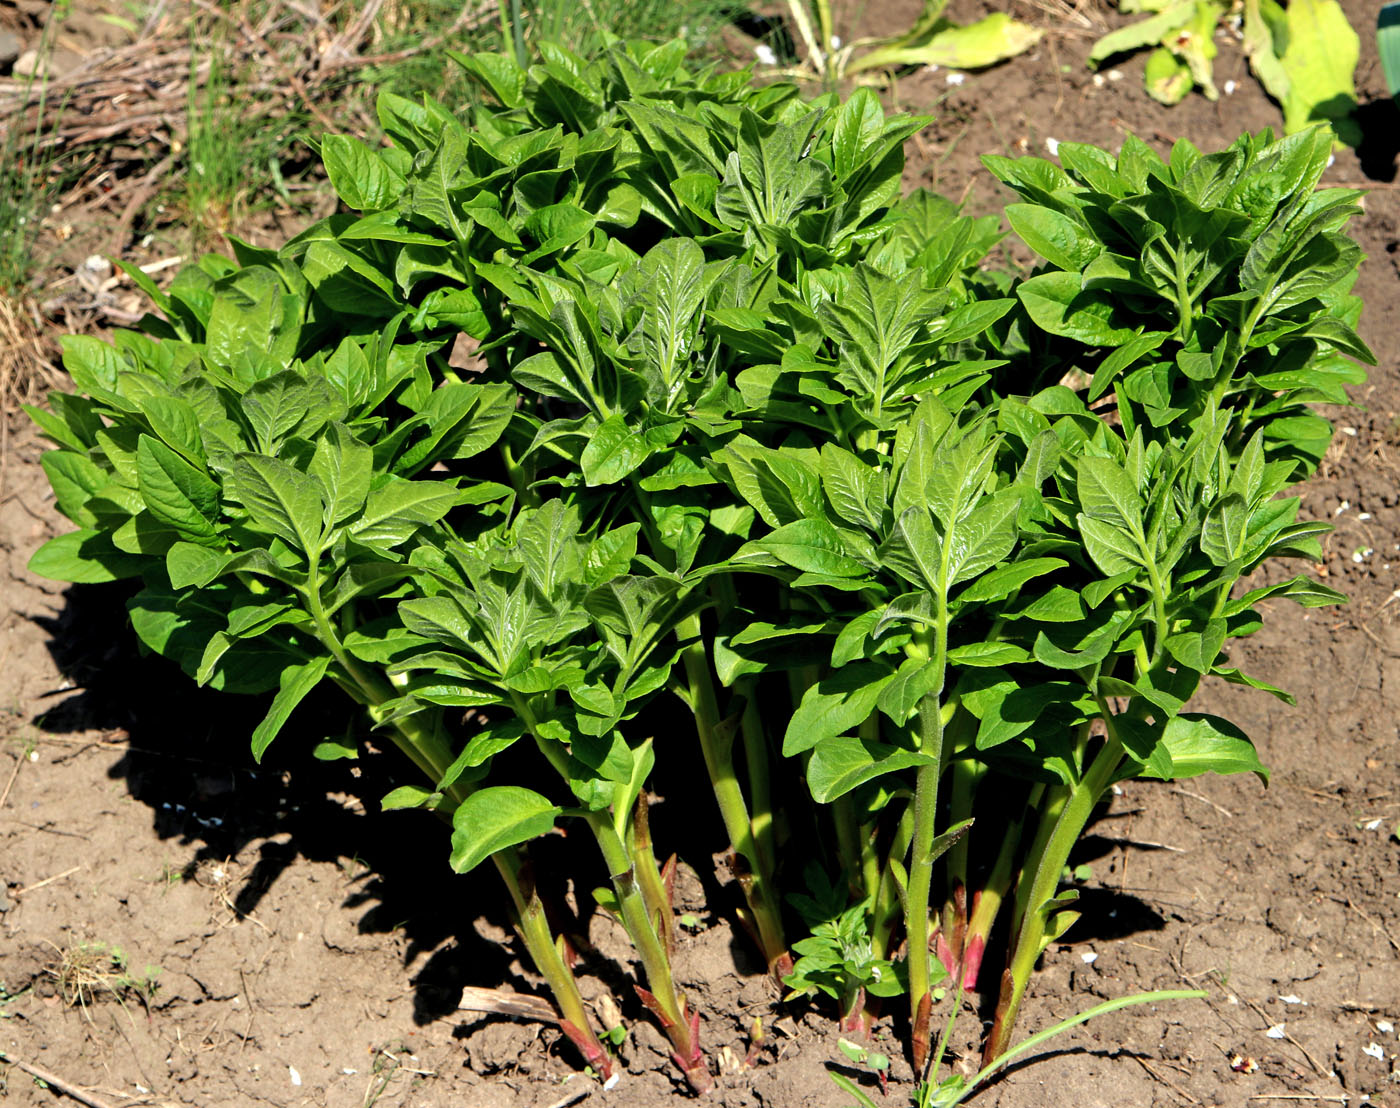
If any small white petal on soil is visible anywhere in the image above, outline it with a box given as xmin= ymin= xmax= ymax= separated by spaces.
xmin=289 ymin=1066 xmax=302 ymax=1086
xmin=1046 ymin=138 xmax=1061 ymax=156
xmin=1080 ymin=950 xmax=1098 ymax=964
xmin=1363 ymin=1042 xmax=1385 ymax=1060
xmin=754 ymin=44 xmax=777 ymax=66
xmin=1279 ymin=995 xmax=1305 ymax=1005
xmin=1266 ymin=1024 xmax=1287 ymax=1039
xmin=946 ymin=72 xmax=966 ymax=85
xmin=1375 ymin=1020 xmax=1394 ymax=1033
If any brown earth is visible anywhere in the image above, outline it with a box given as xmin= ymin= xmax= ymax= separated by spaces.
xmin=2 ymin=1 xmax=1399 ymax=1106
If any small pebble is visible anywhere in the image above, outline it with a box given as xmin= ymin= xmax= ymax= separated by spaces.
xmin=289 ymin=1066 xmax=302 ymax=1086
xmin=1080 ymin=951 xmax=1098 ymax=964
xmin=1279 ymin=995 xmax=1305 ymax=1005
xmin=1224 ymin=79 xmax=1237 ymax=94
xmin=1376 ymin=1020 xmax=1394 ymax=1034
xmin=946 ymin=72 xmax=966 ymax=85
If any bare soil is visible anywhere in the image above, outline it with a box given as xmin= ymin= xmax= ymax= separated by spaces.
xmin=3 ymin=1 xmax=1400 ymax=1105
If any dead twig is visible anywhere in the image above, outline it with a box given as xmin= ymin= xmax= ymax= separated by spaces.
xmin=14 ymin=863 xmax=85 ymax=896
xmin=0 ymin=1050 xmax=122 ymax=1108
xmin=1132 ymin=1054 xmax=1201 ymax=1105
xmin=0 ymin=753 xmax=22 ymax=811
xmin=1170 ymin=786 xmax=1236 ymax=818
xmin=546 ymin=1083 xmax=594 ymax=1108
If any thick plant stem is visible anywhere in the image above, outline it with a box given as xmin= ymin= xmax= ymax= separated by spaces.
xmin=588 ymin=813 xmax=711 ymax=1093
xmin=492 ymin=849 xmax=613 ymax=1077
xmin=630 ymin=798 xmax=675 ymax=959
xmin=957 ymin=781 xmax=1044 ymax=990
xmin=676 ymin=613 xmax=789 ymax=976
xmin=736 ymin=677 xmax=777 ymax=881
xmin=983 ymin=732 xmax=1125 ymax=1067
xmin=510 ymin=695 xmax=706 ymax=1090
xmin=304 ymin=597 xmax=607 ymax=1075
xmin=871 ymin=799 xmax=915 ymax=962
xmin=906 ymin=690 xmax=947 ymax=1077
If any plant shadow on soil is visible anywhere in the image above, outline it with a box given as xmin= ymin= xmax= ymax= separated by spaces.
xmin=25 ymin=578 xmax=1176 ymax=1078
xmin=1353 ymin=97 xmax=1400 ymax=183
xmin=23 ymin=579 xmax=774 ymax=1033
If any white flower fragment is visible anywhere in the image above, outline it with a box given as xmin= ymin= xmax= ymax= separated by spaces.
xmin=1224 ymin=79 xmax=1237 ymax=94
xmin=1335 ymin=499 xmax=1351 ymax=516
xmin=754 ymin=43 xmax=777 ymax=66
xmin=604 ymin=1073 xmax=622 ymax=1091
xmin=1266 ymin=1024 xmax=1287 ymax=1039
xmin=830 ymin=35 xmax=842 ymax=48
xmin=1363 ymin=1042 xmax=1385 ymax=1060
xmin=1365 ymin=818 xmax=1384 ymax=831
xmin=1046 ymin=137 xmax=1061 ymax=156
xmin=1080 ymin=950 xmax=1098 ymax=964
xmin=946 ymin=72 xmax=966 ymax=85
xmin=1376 ymin=1020 xmax=1394 ymax=1033
xmin=1279 ymin=995 xmax=1305 ymax=1005
xmin=289 ymin=1066 xmax=302 ymax=1086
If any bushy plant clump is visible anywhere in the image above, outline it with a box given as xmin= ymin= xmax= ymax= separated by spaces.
xmin=27 ymin=39 xmax=1370 ymax=1096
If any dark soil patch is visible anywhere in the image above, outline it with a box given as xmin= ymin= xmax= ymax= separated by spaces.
xmin=3 ymin=1 xmax=1399 ymax=1105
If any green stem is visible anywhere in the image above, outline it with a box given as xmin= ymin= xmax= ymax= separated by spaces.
xmin=905 ymin=692 xmax=947 ymax=1075
xmin=983 ymin=728 xmax=1125 ymax=1066
xmin=736 ymin=677 xmax=777 ymax=881
xmin=306 ymin=577 xmax=600 ymax=1065
xmin=832 ymin=793 xmax=865 ymax=902
xmin=960 ymin=781 xmax=1042 ymax=988
xmin=630 ymin=798 xmax=674 ymax=960
xmin=676 ymin=613 xmax=789 ymax=975
xmin=871 ymin=797 xmax=914 ymax=962
xmin=905 ymin=580 xmax=949 ymax=1075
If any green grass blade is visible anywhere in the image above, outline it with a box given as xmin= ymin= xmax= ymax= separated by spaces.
xmin=961 ymin=989 xmax=1208 ymax=1100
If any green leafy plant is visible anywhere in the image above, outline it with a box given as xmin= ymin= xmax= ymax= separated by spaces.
xmin=780 ymin=0 xmax=1043 ymax=84
xmin=1089 ymin=0 xmax=1360 ymax=145
xmin=784 ymin=866 xmax=905 ymax=1029
xmin=25 ymin=35 xmax=1369 ymax=1097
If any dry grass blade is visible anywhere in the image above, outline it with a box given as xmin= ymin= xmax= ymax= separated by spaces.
xmin=458 ymin=985 xmax=560 ymax=1022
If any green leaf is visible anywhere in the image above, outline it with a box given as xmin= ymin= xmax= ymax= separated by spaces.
xmin=1089 ymin=2 xmax=1194 ymax=64
xmin=1138 ymin=713 xmax=1269 ymax=784
xmin=28 ymin=529 xmax=146 ymax=583
xmin=850 ymin=13 xmax=1043 ymax=72
xmin=1381 ymin=2 xmax=1400 ymax=97
xmin=1006 ymin=204 xmax=1100 ymax=270
xmin=1145 ymin=45 xmax=1194 ymax=104
xmin=449 ymin=786 xmax=562 ymax=873
xmin=948 ymin=641 xmax=1031 ymax=666
xmin=251 ymin=656 xmax=331 ymax=761
xmin=321 ymin=134 xmax=407 ymax=211
xmin=136 ymin=437 xmax=222 ymax=546
xmin=750 ymin=518 xmax=872 ymax=578
xmin=381 ymin=784 xmax=441 ymax=811
xmin=784 ymin=662 xmax=896 ymax=756
xmin=229 ymin=454 xmax=324 ymax=556
xmin=807 ymin=734 xmax=936 ymax=803
xmin=309 ymin=423 xmax=373 ymax=531
xmin=1278 ymin=0 xmax=1360 ymax=143
xmin=1018 ymin=272 xmax=1137 ymax=346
